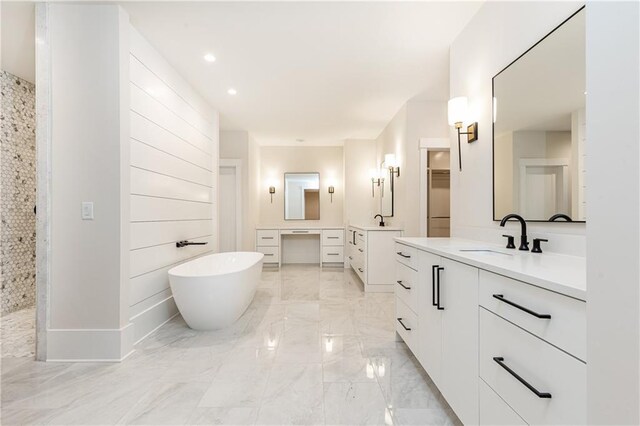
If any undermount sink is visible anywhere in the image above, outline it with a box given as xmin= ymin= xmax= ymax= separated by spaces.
xmin=458 ymin=249 xmax=513 ymax=256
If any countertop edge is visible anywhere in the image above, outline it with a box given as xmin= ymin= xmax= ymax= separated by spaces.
xmin=394 ymin=237 xmax=586 ymax=301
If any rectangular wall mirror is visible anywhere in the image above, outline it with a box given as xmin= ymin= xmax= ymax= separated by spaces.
xmin=493 ymin=7 xmax=585 ymax=223
xmin=284 ymin=172 xmax=320 ymax=220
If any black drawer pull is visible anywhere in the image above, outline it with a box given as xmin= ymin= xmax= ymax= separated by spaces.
xmin=264 ymin=253 xmax=274 ymax=256
xmin=493 ymin=357 xmax=552 ymax=399
xmin=436 ymin=266 xmax=444 ymax=310
xmin=397 ymin=280 xmax=411 ymax=290
xmin=397 ymin=318 xmax=411 ymax=331
xmin=492 ymin=294 xmax=551 ymax=319
xmin=358 ymin=248 xmax=364 ymax=252
xmin=327 ymin=253 xmax=339 ymax=256
xmin=292 ymin=230 xmax=309 ymax=234
xmin=348 ymin=256 xmax=353 ymax=260
xmin=397 ymin=252 xmax=411 ymax=259
xmin=358 ymin=268 xmax=364 ymax=272
xmin=327 ymin=236 xmax=340 ymax=239
xmin=261 ymin=237 xmax=274 ymax=239
xmin=358 ymin=233 xmax=364 ymax=237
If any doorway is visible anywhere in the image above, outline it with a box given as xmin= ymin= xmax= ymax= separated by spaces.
xmin=427 ymin=151 xmax=451 ymax=237
xmin=219 ymin=160 xmax=242 ymax=252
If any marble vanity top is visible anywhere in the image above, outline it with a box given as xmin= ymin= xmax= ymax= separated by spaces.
xmin=395 ymin=237 xmax=586 ymax=301
xmin=350 ymin=224 xmax=404 ymax=231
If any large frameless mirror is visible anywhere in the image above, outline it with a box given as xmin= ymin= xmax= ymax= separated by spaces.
xmin=493 ymin=7 xmax=586 ymax=223
xmin=284 ymin=172 xmax=320 ymax=220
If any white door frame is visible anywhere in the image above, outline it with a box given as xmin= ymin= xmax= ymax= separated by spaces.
xmin=419 ymin=138 xmax=451 ymax=237
xmin=518 ymin=158 xmax=570 ymax=216
xmin=219 ymin=159 xmax=242 ymax=251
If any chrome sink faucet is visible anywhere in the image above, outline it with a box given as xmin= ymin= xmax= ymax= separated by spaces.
xmin=499 ymin=214 xmax=529 ymax=251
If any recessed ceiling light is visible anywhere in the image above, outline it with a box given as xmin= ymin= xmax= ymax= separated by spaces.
xmin=227 ymin=88 xmax=237 ymax=95
xmin=203 ymin=53 xmax=216 ymax=63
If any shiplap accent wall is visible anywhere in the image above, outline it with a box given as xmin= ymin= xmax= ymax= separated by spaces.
xmin=128 ymin=27 xmax=218 ymax=342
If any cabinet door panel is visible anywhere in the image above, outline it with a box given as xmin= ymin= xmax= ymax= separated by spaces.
xmin=440 ymin=257 xmax=479 ymax=425
xmin=417 ymin=251 xmax=443 ymax=387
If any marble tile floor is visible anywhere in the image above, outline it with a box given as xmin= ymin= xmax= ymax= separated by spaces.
xmin=1 ymin=307 xmax=36 ymax=358
xmin=1 ymin=265 xmax=460 ymax=426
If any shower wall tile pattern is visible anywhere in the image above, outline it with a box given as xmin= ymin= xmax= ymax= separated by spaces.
xmin=1 ymin=71 xmax=36 ymax=315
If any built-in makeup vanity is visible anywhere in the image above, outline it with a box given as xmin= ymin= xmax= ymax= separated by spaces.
xmin=394 ymin=237 xmax=586 ymax=425
xmin=255 ymin=226 xmax=345 ymax=267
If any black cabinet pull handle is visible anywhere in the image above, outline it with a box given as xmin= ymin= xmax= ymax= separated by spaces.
xmin=327 ymin=253 xmax=339 ymax=256
xmin=431 ymin=265 xmax=439 ymax=307
xmin=493 ymin=357 xmax=552 ymax=399
xmin=436 ymin=266 xmax=444 ymax=310
xmin=327 ymin=236 xmax=339 ymax=239
xmin=358 ymin=248 xmax=364 ymax=252
xmin=292 ymin=230 xmax=309 ymax=234
xmin=358 ymin=268 xmax=364 ymax=273
xmin=397 ymin=280 xmax=411 ymax=290
xmin=397 ymin=252 xmax=411 ymax=259
xmin=492 ymin=294 xmax=551 ymax=319
xmin=397 ymin=318 xmax=411 ymax=331
xmin=262 ymin=236 xmax=274 ymax=239
xmin=348 ymin=256 xmax=353 ymax=260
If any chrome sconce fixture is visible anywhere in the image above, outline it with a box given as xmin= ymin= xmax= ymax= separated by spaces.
xmin=370 ymin=168 xmax=384 ymax=198
xmin=269 ymin=186 xmax=275 ymax=203
xmin=328 ymin=185 xmax=335 ymax=202
xmin=448 ymin=96 xmax=478 ymax=171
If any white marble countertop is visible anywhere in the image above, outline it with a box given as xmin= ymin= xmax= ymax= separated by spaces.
xmin=349 ymin=224 xmax=404 ymax=231
xmin=395 ymin=237 xmax=586 ymax=301
xmin=256 ymin=225 xmax=344 ymax=230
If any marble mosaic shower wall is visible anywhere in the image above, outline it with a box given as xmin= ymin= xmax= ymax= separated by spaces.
xmin=1 ymin=71 xmax=36 ymax=315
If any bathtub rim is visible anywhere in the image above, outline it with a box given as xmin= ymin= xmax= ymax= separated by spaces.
xmin=168 ymin=251 xmax=264 ymax=279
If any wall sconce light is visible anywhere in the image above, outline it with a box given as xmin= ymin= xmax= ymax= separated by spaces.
xmin=269 ymin=186 xmax=275 ymax=203
xmin=370 ymin=168 xmax=384 ymax=197
xmin=328 ymin=185 xmax=335 ymax=202
xmin=448 ymin=96 xmax=478 ymax=171
xmin=385 ymin=153 xmax=400 ymax=178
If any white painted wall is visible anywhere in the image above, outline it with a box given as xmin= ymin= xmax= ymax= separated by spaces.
xmin=449 ymin=1 xmax=586 ymax=256
xmin=220 ymin=130 xmax=260 ymax=251
xmin=374 ymin=100 xmax=449 ymax=236
xmin=586 ymin=2 xmax=639 ymax=424
xmin=128 ymin=26 xmax=218 ymax=343
xmin=47 ymin=4 xmax=132 ymax=360
xmin=343 ymin=139 xmax=377 ymax=226
xmin=259 ymin=146 xmax=343 ymax=227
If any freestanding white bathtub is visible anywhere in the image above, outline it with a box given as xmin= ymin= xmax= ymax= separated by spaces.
xmin=168 ymin=252 xmax=264 ymax=330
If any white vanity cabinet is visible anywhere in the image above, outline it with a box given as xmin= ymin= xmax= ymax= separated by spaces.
xmin=408 ymin=245 xmax=479 ymax=424
xmin=394 ymin=237 xmax=586 ymax=426
xmin=347 ymin=226 xmax=402 ymax=292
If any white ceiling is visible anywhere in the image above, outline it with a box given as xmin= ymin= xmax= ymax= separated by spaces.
xmin=122 ymin=1 xmax=483 ymax=145
xmin=1 ymin=2 xmax=36 ymax=84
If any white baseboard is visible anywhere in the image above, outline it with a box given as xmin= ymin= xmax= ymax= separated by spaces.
xmin=46 ymin=323 xmax=135 ymax=362
xmin=130 ymin=295 xmax=178 ymax=344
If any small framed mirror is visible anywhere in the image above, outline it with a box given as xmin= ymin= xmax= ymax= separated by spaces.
xmin=380 ymin=161 xmax=394 ymax=217
xmin=493 ymin=7 xmax=585 ymax=223
xmin=284 ymin=172 xmax=320 ymax=220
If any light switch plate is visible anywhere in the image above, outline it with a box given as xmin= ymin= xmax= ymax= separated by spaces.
xmin=81 ymin=202 xmax=94 ymax=220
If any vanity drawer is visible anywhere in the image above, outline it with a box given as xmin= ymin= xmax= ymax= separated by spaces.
xmin=322 ymin=246 xmax=344 ymax=263
xmin=395 ymin=262 xmax=418 ymax=313
xmin=479 ymin=378 xmax=526 ymax=425
xmin=257 ymin=246 xmax=279 ymax=263
xmin=322 ymin=229 xmax=344 ymax=246
xmin=395 ymin=297 xmax=418 ymax=353
xmin=479 ymin=308 xmax=586 ymax=425
xmin=479 ymin=270 xmax=586 ymax=361
xmin=355 ymin=230 xmax=366 ymax=243
xmin=395 ymin=243 xmax=417 ymax=270
xmin=256 ymin=230 xmax=279 ymax=246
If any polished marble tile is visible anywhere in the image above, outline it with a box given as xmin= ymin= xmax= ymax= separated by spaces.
xmin=1 ymin=307 xmax=36 ymax=358
xmin=2 ymin=265 xmax=457 ymax=425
